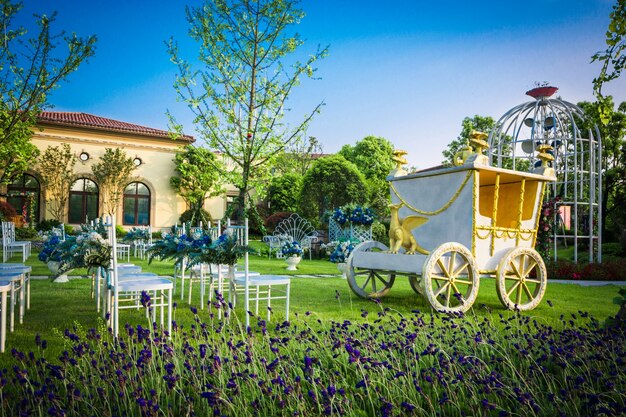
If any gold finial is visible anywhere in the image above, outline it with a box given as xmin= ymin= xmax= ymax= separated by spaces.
xmin=469 ymin=130 xmax=489 ymax=155
xmin=392 ymin=150 xmax=408 ymax=169
xmin=536 ymin=143 xmax=554 ymax=168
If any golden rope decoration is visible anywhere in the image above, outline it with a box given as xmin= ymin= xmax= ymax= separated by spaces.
xmin=390 ymin=171 xmax=473 ymax=216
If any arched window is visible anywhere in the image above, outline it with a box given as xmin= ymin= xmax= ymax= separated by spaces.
xmin=123 ymin=182 xmax=150 ymax=226
xmin=68 ymin=178 xmax=99 ymax=224
xmin=7 ymin=174 xmax=40 ymax=223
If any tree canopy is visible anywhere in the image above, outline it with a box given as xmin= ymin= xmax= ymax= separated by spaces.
xmin=168 ymin=0 xmax=328 ymax=219
xmin=0 ymin=0 xmax=96 ymax=184
xmin=170 ymin=145 xmax=224 ymax=225
xmin=298 ymin=155 xmax=367 ymax=226
xmin=442 ymin=115 xmax=495 ymax=166
xmin=267 ymin=172 xmax=302 ymax=213
xmin=91 ymin=148 xmax=136 ymax=216
xmin=339 ymin=136 xmax=394 ymax=217
xmin=37 ymin=144 xmax=76 ymax=222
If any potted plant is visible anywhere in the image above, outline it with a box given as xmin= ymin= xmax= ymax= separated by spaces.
xmin=281 ymin=241 xmax=303 ymax=270
xmin=38 ymin=230 xmax=70 ymax=283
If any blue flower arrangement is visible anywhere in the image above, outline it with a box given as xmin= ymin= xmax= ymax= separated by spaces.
xmin=332 ymin=208 xmax=348 ymax=225
xmin=329 ymin=240 xmax=356 ymax=263
xmin=38 ymin=232 xmax=64 ymax=263
xmin=122 ymin=227 xmax=151 ymax=243
xmin=332 ymin=205 xmax=375 ymax=227
xmin=281 ymin=241 xmax=303 ymax=257
xmin=348 ymin=206 xmax=375 ymax=226
xmin=148 ymin=228 xmax=213 ymax=265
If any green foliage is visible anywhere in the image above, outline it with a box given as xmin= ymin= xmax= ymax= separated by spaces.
xmin=37 ymin=144 xmax=77 ymax=221
xmin=339 ymin=136 xmax=394 ymax=218
xmin=91 ymin=148 xmax=136 ymax=215
xmin=15 ymin=227 xmax=37 ymax=239
xmin=179 ymin=208 xmax=212 ymax=227
xmin=267 ymin=173 xmax=302 ymax=213
xmin=271 ymin=136 xmax=323 ymax=176
xmin=577 ymin=98 xmax=626 ymax=241
xmin=371 ymin=220 xmax=387 ymax=244
xmin=0 ymin=1 xmax=96 ymax=184
xmin=592 ymin=0 xmax=626 ymax=122
xmin=442 ymin=115 xmax=496 ymax=166
xmin=35 ymin=218 xmax=61 ymax=232
xmin=299 ymin=155 xmax=367 ymax=226
xmin=264 ymin=211 xmax=295 ymax=232
xmin=167 ymin=0 xmax=328 ymax=218
xmin=115 ymin=225 xmax=127 ymax=238
xmin=170 ymin=145 xmax=224 ymax=212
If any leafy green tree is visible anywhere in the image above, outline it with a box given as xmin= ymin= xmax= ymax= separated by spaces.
xmin=442 ymin=115 xmax=496 ymax=166
xmin=91 ymin=149 xmax=136 ymax=215
xmin=170 ymin=145 xmax=224 ymax=225
xmin=299 ymin=155 xmax=367 ymax=226
xmin=0 ymin=0 xmax=96 ymax=184
xmin=577 ymin=98 xmax=626 ymax=241
xmin=267 ymin=172 xmax=302 ymax=213
xmin=168 ymin=0 xmax=328 ymax=219
xmin=37 ymin=144 xmax=76 ymax=221
xmin=271 ymin=136 xmax=323 ymax=176
xmin=592 ymin=0 xmax=626 ymax=123
xmin=339 ymin=136 xmax=394 ymax=217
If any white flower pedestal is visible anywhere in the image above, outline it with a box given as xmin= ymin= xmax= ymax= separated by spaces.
xmin=336 ymin=262 xmax=349 ymax=279
xmin=47 ymin=261 xmax=69 ymax=283
xmin=285 ymin=256 xmax=302 ymax=271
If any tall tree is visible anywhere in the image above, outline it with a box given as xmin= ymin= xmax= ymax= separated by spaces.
xmin=442 ymin=115 xmax=496 ymax=166
xmin=577 ymin=98 xmax=626 ymax=241
xmin=339 ymin=136 xmax=395 ymax=217
xmin=271 ymin=136 xmax=323 ymax=176
xmin=299 ymin=155 xmax=367 ymax=226
xmin=167 ymin=0 xmax=328 ymax=219
xmin=170 ymin=145 xmax=224 ymax=225
xmin=91 ymin=148 xmax=136 ymax=216
xmin=38 ymin=144 xmax=76 ymax=221
xmin=592 ymin=0 xmax=626 ymax=123
xmin=0 ymin=0 xmax=96 ymax=185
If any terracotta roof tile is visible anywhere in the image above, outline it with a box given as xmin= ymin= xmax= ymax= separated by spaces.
xmin=37 ymin=111 xmax=194 ymax=141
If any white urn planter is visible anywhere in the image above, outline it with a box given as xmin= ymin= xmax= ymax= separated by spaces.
xmin=336 ymin=262 xmax=349 ymax=279
xmin=47 ymin=261 xmax=69 ymax=283
xmin=285 ymin=256 xmax=302 ymax=271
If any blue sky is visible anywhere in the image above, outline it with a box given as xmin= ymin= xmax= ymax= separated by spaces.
xmin=19 ymin=0 xmax=626 ymax=168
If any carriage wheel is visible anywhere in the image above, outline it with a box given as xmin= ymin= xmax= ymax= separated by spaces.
xmin=422 ymin=242 xmax=479 ymax=313
xmin=347 ymin=241 xmax=396 ymax=298
xmin=408 ymin=275 xmax=423 ymax=295
xmin=496 ymin=247 xmax=547 ymax=311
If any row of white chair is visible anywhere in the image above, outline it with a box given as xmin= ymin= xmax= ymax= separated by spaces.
xmin=0 ymin=263 xmax=31 ymax=353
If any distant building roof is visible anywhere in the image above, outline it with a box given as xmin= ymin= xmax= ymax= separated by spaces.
xmin=37 ymin=111 xmax=194 ymax=142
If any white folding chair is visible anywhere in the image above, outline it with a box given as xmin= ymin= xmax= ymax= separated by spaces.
xmin=2 ymin=222 xmax=31 ymax=262
xmin=0 ymin=270 xmax=25 ymax=332
xmin=229 ymin=219 xmax=291 ymax=327
xmin=104 ymin=216 xmax=173 ymax=338
xmin=0 ymin=263 xmax=31 ymax=311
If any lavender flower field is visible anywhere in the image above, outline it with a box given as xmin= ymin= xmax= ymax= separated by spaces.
xmin=1 ymin=295 xmax=624 ymax=416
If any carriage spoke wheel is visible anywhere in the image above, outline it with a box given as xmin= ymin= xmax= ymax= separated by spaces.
xmin=347 ymin=241 xmax=395 ymax=298
xmin=496 ymin=248 xmax=547 ymax=311
xmin=422 ymin=242 xmax=479 ymax=313
xmin=408 ymin=275 xmax=423 ymax=295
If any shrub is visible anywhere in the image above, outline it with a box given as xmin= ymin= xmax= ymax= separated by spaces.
xmin=115 ymin=225 xmax=127 ymax=238
xmin=0 ymin=201 xmax=17 ymax=219
xmin=371 ymin=220 xmax=387 ymax=243
xmin=36 ymin=219 xmax=62 ymax=232
xmin=264 ymin=211 xmax=295 ymax=232
xmin=15 ymin=227 xmax=38 ymax=240
xmin=546 ymin=258 xmax=626 ymax=281
xmin=602 ymin=242 xmax=624 ymax=257
xmin=179 ymin=208 xmax=212 ymax=227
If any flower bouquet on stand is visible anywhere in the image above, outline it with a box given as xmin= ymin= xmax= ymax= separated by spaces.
xmin=328 ymin=240 xmax=357 ymax=278
xmin=281 ymin=241 xmax=303 ymax=271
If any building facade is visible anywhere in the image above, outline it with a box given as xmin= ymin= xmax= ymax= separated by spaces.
xmin=6 ymin=112 xmax=231 ymax=230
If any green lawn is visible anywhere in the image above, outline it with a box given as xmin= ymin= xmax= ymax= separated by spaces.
xmin=1 ymin=246 xmax=624 ymax=367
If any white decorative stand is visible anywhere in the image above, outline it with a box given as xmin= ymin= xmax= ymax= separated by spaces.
xmin=47 ymin=261 xmax=69 ymax=283
xmin=285 ymin=256 xmax=302 ymax=271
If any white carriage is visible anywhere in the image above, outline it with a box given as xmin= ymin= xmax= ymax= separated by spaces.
xmin=346 ymin=142 xmax=556 ymax=313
